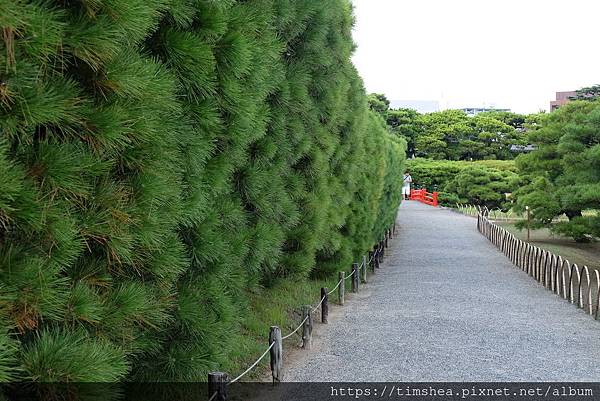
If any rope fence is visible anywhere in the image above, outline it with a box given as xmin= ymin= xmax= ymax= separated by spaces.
xmin=206 ymin=223 xmax=397 ymax=400
xmin=228 ymin=342 xmax=275 ymax=384
xmin=475 ymin=209 xmax=600 ymax=323
xmin=281 ymin=316 xmax=308 ymax=341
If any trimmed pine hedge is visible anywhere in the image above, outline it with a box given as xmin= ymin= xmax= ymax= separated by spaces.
xmin=0 ymin=0 xmax=405 ymax=381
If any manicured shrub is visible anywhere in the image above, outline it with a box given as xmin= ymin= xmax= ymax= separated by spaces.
xmin=444 ymin=165 xmax=518 ymax=209
xmin=406 ymin=158 xmax=517 ymax=207
xmin=0 ymin=0 xmax=404 ymax=382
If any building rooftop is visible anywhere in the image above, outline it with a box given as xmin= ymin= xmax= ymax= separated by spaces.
xmin=461 ymin=107 xmax=511 ymax=116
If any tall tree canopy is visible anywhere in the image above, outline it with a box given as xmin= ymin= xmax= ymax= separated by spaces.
xmin=366 ymin=101 xmax=529 ymax=160
xmin=367 ymin=93 xmax=390 ymax=115
xmin=416 ymin=110 xmax=523 ymax=160
xmin=570 ymin=85 xmax=600 ymax=101
xmin=477 ymin=110 xmax=527 ymax=129
xmin=385 ymin=108 xmax=423 ymax=157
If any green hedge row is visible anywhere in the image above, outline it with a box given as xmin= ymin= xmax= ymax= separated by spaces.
xmin=0 ymin=0 xmax=405 ymax=382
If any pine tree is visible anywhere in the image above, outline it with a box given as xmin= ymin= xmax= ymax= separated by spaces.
xmin=0 ymin=0 xmax=405 ymax=382
xmin=515 ymin=100 xmax=600 ymax=242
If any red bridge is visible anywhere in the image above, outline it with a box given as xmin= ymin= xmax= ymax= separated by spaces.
xmin=410 ymin=189 xmax=439 ymax=207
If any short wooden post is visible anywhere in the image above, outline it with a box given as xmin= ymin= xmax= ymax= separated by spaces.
xmin=368 ymin=251 xmax=375 ymax=273
xmin=269 ymin=326 xmax=282 ymax=383
xmin=361 ymin=255 xmax=367 ymax=283
xmin=208 ymin=372 xmax=228 ymax=401
xmin=338 ymin=271 xmax=345 ymax=305
xmin=321 ymin=287 xmax=328 ymax=324
xmin=301 ymin=305 xmax=312 ymax=350
xmin=526 ymin=206 xmax=531 ymax=242
xmin=351 ymin=263 xmax=359 ymax=292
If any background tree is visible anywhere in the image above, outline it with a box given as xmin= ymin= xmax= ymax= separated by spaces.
xmin=405 ymin=158 xmax=518 ymax=207
xmin=385 ymin=108 xmax=423 ymax=157
xmin=514 ymin=100 xmax=600 ymax=242
xmin=416 ymin=110 xmax=523 ymax=160
xmin=477 ymin=110 xmax=527 ymax=129
xmin=417 ymin=110 xmax=473 ymax=159
xmin=467 ymin=115 xmax=523 ymax=160
xmin=570 ymin=85 xmax=600 ymax=101
xmin=367 ymin=93 xmax=390 ymax=116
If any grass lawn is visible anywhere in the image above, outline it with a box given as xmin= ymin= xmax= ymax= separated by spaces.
xmin=222 ymin=273 xmax=346 ymax=381
xmin=498 ymin=222 xmax=600 ymax=271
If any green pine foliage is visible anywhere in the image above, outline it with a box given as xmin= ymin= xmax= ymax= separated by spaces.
xmin=0 ymin=0 xmax=405 ymax=382
xmin=514 ymin=100 xmax=600 ymax=242
xmin=406 ymin=158 xmax=518 ymax=207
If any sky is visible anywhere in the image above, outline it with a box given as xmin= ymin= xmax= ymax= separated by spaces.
xmin=351 ymin=0 xmax=600 ymax=114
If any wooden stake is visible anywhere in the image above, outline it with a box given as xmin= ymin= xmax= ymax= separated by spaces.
xmin=321 ymin=287 xmax=328 ymax=324
xmin=338 ymin=271 xmax=345 ymax=305
xmin=208 ymin=372 xmax=227 ymax=401
xmin=269 ymin=326 xmax=282 ymax=383
xmin=361 ymin=255 xmax=367 ymax=283
xmin=352 ymin=263 xmax=359 ymax=293
xmin=301 ymin=306 xmax=312 ymax=350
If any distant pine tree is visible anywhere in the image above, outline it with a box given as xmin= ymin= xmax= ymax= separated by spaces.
xmin=0 ymin=0 xmax=405 ymax=382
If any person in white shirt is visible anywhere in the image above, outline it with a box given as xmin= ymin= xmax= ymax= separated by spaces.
xmin=402 ymin=171 xmax=412 ymax=200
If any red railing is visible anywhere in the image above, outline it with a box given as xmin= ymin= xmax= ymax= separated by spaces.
xmin=409 ymin=189 xmax=439 ymax=207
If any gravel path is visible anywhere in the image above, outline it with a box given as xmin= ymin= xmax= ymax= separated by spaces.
xmin=284 ymin=201 xmax=600 ymax=381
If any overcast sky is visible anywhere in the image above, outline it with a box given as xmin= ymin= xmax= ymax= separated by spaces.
xmin=351 ymin=0 xmax=599 ymax=114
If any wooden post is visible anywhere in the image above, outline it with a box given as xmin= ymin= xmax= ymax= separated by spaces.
xmin=301 ymin=305 xmax=312 ymax=350
xmin=269 ymin=326 xmax=282 ymax=383
xmin=208 ymin=372 xmax=228 ymax=401
xmin=526 ymin=206 xmax=531 ymax=242
xmin=352 ymin=263 xmax=359 ymax=292
xmin=361 ymin=255 xmax=367 ymax=283
xmin=368 ymin=251 xmax=375 ymax=273
xmin=379 ymin=241 xmax=384 ymax=263
xmin=373 ymin=245 xmax=380 ymax=269
xmin=321 ymin=287 xmax=328 ymax=324
xmin=338 ymin=271 xmax=345 ymax=305
xmin=385 ymin=231 xmax=389 ymax=248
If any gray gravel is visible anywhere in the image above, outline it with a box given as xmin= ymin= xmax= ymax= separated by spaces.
xmin=284 ymin=201 xmax=600 ymax=381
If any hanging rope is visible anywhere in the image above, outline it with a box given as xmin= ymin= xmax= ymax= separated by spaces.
xmin=227 ymin=342 xmax=275 ymax=384
xmin=327 ymin=278 xmax=344 ymax=295
xmin=282 ymin=315 xmax=309 ymax=340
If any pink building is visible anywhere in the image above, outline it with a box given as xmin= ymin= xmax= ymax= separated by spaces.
xmin=550 ymin=91 xmax=576 ymax=111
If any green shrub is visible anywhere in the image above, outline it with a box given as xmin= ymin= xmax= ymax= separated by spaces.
xmin=437 ymin=191 xmax=460 ymax=206
xmin=0 ymin=0 xmax=404 ymax=382
xmin=444 ymin=166 xmax=518 ymax=209
xmin=406 ymin=158 xmax=518 ymax=207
